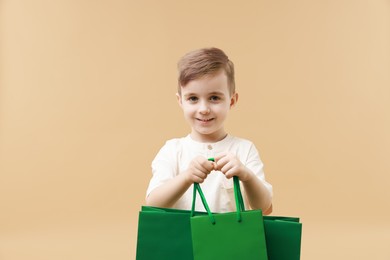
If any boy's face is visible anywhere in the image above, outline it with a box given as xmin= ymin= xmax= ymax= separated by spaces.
xmin=177 ymin=70 xmax=238 ymax=143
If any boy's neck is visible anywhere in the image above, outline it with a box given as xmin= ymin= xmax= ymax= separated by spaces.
xmin=189 ymin=131 xmax=228 ymax=143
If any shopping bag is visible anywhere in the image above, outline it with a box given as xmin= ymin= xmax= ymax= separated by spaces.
xmin=136 ymin=206 xmax=203 ymax=260
xmin=232 ymin=175 xmax=302 ymax=260
xmin=190 ymin=176 xmax=268 ymax=260
xmin=263 ymin=215 xmax=302 ymax=260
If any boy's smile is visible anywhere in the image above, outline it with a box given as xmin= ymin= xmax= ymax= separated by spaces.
xmin=177 ymin=70 xmax=238 ymax=143
xmin=197 ymin=118 xmax=214 ymax=123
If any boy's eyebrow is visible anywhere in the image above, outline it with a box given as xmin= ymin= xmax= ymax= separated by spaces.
xmin=208 ymin=91 xmax=225 ymax=95
xmin=183 ymin=92 xmax=197 ymax=98
xmin=182 ymin=91 xmax=225 ymax=97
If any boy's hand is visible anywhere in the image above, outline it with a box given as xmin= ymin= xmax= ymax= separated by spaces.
xmin=214 ymin=152 xmax=252 ymax=182
xmin=184 ymin=156 xmax=216 ymax=184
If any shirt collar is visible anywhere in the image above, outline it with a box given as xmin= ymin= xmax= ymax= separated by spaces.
xmin=184 ymin=134 xmax=233 ymax=153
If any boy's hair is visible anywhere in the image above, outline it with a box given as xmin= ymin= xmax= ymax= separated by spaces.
xmin=177 ymin=47 xmax=235 ymax=95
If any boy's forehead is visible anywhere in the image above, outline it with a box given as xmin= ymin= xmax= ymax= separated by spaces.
xmin=180 ymin=83 xmax=230 ymax=96
xmin=180 ymin=71 xmax=230 ymax=94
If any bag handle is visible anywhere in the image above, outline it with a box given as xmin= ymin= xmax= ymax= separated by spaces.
xmin=233 ymin=175 xmax=246 ymax=221
xmin=234 ymin=174 xmax=245 ymax=212
xmin=191 ymin=158 xmax=246 ymax=224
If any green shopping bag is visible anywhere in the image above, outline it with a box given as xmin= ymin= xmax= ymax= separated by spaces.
xmin=232 ymin=176 xmax=302 ymax=260
xmin=190 ymin=176 xmax=268 ymax=260
xmin=136 ymin=159 xmax=301 ymax=260
xmin=135 ymin=206 xmax=200 ymax=260
xmin=263 ymin=216 xmax=302 ymax=260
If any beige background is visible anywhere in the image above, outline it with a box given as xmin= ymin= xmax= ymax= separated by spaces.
xmin=1 ymin=0 xmax=389 ymax=259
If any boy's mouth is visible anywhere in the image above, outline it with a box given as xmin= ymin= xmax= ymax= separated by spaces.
xmin=197 ymin=118 xmax=214 ymax=122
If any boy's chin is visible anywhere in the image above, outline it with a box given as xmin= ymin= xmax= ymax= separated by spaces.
xmin=191 ymin=129 xmax=225 ymax=141
xmin=192 ymin=128 xmax=216 ymax=136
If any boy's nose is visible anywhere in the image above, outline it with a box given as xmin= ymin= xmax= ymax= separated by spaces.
xmin=199 ymin=102 xmax=210 ymax=114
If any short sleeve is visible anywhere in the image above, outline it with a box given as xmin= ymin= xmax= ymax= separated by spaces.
xmin=244 ymin=142 xmax=273 ymax=197
xmin=242 ymin=142 xmax=273 ymax=205
xmin=146 ymin=140 xmax=179 ymax=197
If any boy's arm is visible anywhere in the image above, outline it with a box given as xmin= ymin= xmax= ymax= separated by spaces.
xmin=240 ymin=169 xmax=273 ymax=214
xmin=145 ymin=173 xmax=192 ymax=208
xmin=215 ymin=152 xmax=273 ymax=214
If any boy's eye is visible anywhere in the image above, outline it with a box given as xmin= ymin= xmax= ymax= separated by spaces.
xmin=188 ymin=96 xmax=198 ymax=102
xmin=210 ymin=96 xmax=220 ymax=101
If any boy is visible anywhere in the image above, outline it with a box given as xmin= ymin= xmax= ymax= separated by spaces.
xmin=146 ymin=47 xmax=273 ymax=214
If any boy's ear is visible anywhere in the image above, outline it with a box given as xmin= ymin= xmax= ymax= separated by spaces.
xmin=176 ymin=93 xmax=183 ymax=107
xmin=230 ymin=92 xmax=239 ymax=108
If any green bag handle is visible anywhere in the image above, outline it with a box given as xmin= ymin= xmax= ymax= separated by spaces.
xmin=234 ymin=174 xmax=246 ymax=212
xmin=191 ymin=158 xmax=246 ymax=224
xmin=192 ymin=180 xmax=216 ymax=224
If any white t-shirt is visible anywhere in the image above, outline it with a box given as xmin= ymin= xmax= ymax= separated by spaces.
xmin=147 ymin=134 xmax=273 ymax=213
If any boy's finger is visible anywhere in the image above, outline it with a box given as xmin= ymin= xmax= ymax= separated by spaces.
xmin=211 ymin=162 xmax=217 ymax=171
xmin=213 ymin=152 xmax=227 ymax=162
xmin=215 ymin=156 xmax=229 ymax=169
xmin=200 ymin=159 xmax=214 ymax=171
xmin=204 ymin=162 xmax=217 ymax=173
xmin=220 ymin=162 xmax=234 ymax=174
